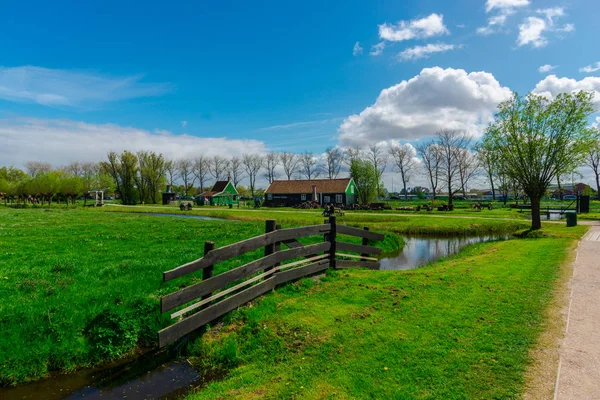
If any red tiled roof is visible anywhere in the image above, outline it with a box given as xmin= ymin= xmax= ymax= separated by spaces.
xmin=200 ymin=181 xmax=229 ymax=197
xmin=265 ymin=178 xmax=351 ymax=194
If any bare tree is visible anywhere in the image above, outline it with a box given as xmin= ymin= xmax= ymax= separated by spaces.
xmin=229 ymin=156 xmax=245 ymax=187
xmin=299 ymin=151 xmax=320 ymax=180
xmin=366 ymin=144 xmax=388 ymax=197
xmin=389 ymin=143 xmax=416 ymax=200
xmin=436 ymin=130 xmax=469 ymax=210
xmin=476 ymin=141 xmax=498 ymax=200
xmin=164 ymin=159 xmax=177 ymax=187
xmin=193 ymin=156 xmax=211 ymax=193
xmin=242 ymin=154 xmax=263 ymax=197
xmin=25 ymin=161 xmax=52 ymax=177
xmin=66 ymin=161 xmax=83 ymax=177
xmin=263 ymin=152 xmax=279 ymax=184
xmin=280 ymin=152 xmax=298 ymax=180
xmin=325 ymin=147 xmax=343 ymax=179
xmin=416 ymin=141 xmax=441 ymax=205
xmin=210 ymin=155 xmax=230 ymax=181
xmin=343 ymin=146 xmax=362 ymax=167
xmin=456 ymin=148 xmax=479 ymax=197
xmin=177 ymin=158 xmax=196 ymax=195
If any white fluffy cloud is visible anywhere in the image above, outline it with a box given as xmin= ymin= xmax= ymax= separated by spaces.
xmin=398 ymin=43 xmax=455 ymax=61
xmin=478 ymin=0 xmax=529 ymax=35
xmin=485 ymin=0 xmax=530 ymax=13
xmin=517 ymin=7 xmax=574 ymax=48
xmin=370 ymin=42 xmax=386 ymax=56
xmin=379 ymin=14 xmax=449 ymax=42
xmin=517 ymin=17 xmax=548 ymax=47
xmin=533 ymin=75 xmax=600 ymax=108
xmin=353 ymin=42 xmax=363 ymax=56
xmin=0 ymin=66 xmax=169 ymax=108
xmin=0 ymin=117 xmax=266 ymax=168
xmin=580 ymin=62 xmax=600 ymax=74
xmin=338 ymin=67 xmax=512 ymax=147
xmin=538 ymin=64 xmax=557 ymax=73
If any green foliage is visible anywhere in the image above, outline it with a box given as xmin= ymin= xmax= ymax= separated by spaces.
xmin=484 ymin=91 xmax=595 ymax=229
xmin=349 ymin=159 xmax=377 ymax=204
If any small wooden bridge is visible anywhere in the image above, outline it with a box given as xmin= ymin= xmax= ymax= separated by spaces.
xmin=158 ymin=216 xmax=384 ymax=347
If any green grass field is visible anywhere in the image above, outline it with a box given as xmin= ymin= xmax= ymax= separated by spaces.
xmin=0 ymin=207 xmax=398 ymax=386
xmin=186 ymin=228 xmax=585 ymax=399
xmin=0 ymin=204 xmax=590 ymax=397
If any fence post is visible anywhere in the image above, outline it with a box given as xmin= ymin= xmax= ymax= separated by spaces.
xmin=328 ymin=216 xmax=336 ymax=269
xmin=274 ymin=224 xmax=281 ymax=268
xmin=361 ymin=227 xmax=370 ymax=261
xmin=264 ymin=220 xmax=276 ymax=272
xmin=201 ymin=241 xmax=215 ymax=309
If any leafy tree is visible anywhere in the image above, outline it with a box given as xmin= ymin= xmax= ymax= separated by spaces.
xmin=349 ymin=159 xmax=378 ymax=205
xmin=587 ymin=134 xmax=600 ymax=199
xmin=103 ymin=151 xmax=139 ymax=205
xmin=484 ymin=91 xmax=595 ymax=230
xmin=136 ymin=151 xmax=165 ymax=204
xmin=366 ymin=144 xmax=388 ymax=199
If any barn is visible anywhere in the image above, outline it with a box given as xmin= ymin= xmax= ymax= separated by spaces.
xmin=199 ymin=180 xmax=239 ymax=206
xmin=264 ymin=178 xmax=358 ymax=207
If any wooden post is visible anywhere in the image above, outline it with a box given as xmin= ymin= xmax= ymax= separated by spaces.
xmin=361 ymin=227 xmax=370 ymax=261
xmin=328 ymin=216 xmax=336 ymax=269
xmin=274 ymin=224 xmax=281 ymax=268
xmin=201 ymin=241 xmax=215 ymax=309
xmin=264 ymin=220 xmax=276 ymax=272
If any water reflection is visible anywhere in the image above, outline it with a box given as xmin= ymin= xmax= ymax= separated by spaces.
xmin=379 ymin=235 xmax=509 ymax=270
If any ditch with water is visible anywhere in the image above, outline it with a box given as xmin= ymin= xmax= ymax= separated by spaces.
xmin=1 ymin=232 xmax=510 ymax=399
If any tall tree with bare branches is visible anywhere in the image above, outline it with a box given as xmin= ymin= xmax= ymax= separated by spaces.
xmin=366 ymin=144 xmax=388 ymax=198
xmin=263 ymin=152 xmax=279 ymax=184
xmin=177 ymin=158 xmax=195 ymax=195
xmin=325 ymin=147 xmax=343 ymax=179
xmin=416 ymin=141 xmax=441 ymax=205
xmin=299 ymin=151 xmax=320 ymax=180
xmin=210 ymin=155 xmax=230 ymax=181
xmin=587 ymin=135 xmax=600 ymax=199
xmin=436 ymin=130 xmax=469 ymax=210
xmin=242 ymin=154 xmax=263 ymax=197
xmin=193 ymin=156 xmax=210 ymax=192
xmin=229 ymin=156 xmax=245 ymax=187
xmin=280 ymin=152 xmax=298 ymax=180
xmin=389 ymin=143 xmax=416 ymax=200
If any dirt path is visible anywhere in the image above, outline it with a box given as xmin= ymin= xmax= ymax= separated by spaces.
xmin=555 ymin=222 xmax=600 ymax=399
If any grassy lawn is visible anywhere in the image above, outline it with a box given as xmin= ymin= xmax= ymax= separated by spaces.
xmin=0 ymin=207 xmax=398 ymax=386
xmin=0 ymin=204 xmax=588 ymax=397
xmin=186 ymin=224 xmax=586 ymax=399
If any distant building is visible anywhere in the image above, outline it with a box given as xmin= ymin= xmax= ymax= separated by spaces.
xmin=548 ymin=182 xmax=591 ymax=198
xmin=199 ymin=180 xmax=239 ymax=206
xmin=264 ymin=178 xmax=358 ymax=207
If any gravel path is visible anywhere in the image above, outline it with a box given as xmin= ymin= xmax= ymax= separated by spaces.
xmin=555 ymin=222 xmax=600 ymax=399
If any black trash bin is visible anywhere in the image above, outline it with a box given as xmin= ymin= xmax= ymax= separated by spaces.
xmin=566 ymin=212 xmax=577 ymax=227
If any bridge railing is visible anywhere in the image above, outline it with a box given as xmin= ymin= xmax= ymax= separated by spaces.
xmin=158 ymin=216 xmax=384 ymax=347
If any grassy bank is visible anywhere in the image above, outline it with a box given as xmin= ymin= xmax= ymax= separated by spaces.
xmin=0 ymin=207 xmax=398 ymax=385
xmin=101 ymin=204 xmax=529 ymax=236
xmin=185 ymin=225 xmax=584 ymax=399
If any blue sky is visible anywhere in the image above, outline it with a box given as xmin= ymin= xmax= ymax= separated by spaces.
xmin=0 ymin=0 xmax=599 ymax=171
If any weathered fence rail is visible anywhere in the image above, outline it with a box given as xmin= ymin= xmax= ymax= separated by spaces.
xmin=158 ymin=216 xmax=384 ymax=347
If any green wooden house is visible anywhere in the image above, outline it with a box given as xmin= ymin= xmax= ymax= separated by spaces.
xmin=199 ymin=180 xmax=239 ymax=206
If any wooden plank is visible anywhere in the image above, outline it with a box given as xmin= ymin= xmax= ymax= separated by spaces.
xmin=170 ymin=254 xmax=330 ymax=318
xmin=163 ymin=224 xmax=331 ymax=281
xmin=158 ymin=278 xmax=276 ymax=347
xmin=336 ymin=241 xmax=382 ymax=255
xmin=336 ymin=259 xmax=380 ymax=270
xmin=281 ymin=238 xmax=304 ymax=249
xmin=336 ymin=252 xmax=377 ymax=262
xmin=161 ymin=242 xmax=331 ymax=312
xmin=274 ymin=260 xmax=330 ymax=285
xmin=337 ymin=225 xmax=385 ymax=241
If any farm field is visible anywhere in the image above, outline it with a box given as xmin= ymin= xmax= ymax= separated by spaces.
xmin=0 ymin=204 xmax=590 ymax=398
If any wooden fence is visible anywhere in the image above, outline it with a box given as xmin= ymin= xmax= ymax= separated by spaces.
xmin=158 ymin=216 xmax=385 ymax=347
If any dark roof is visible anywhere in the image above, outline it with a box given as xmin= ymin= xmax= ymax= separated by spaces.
xmin=265 ymin=178 xmax=352 ymax=194
xmin=200 ymin=180 xmax=230 ymax=197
